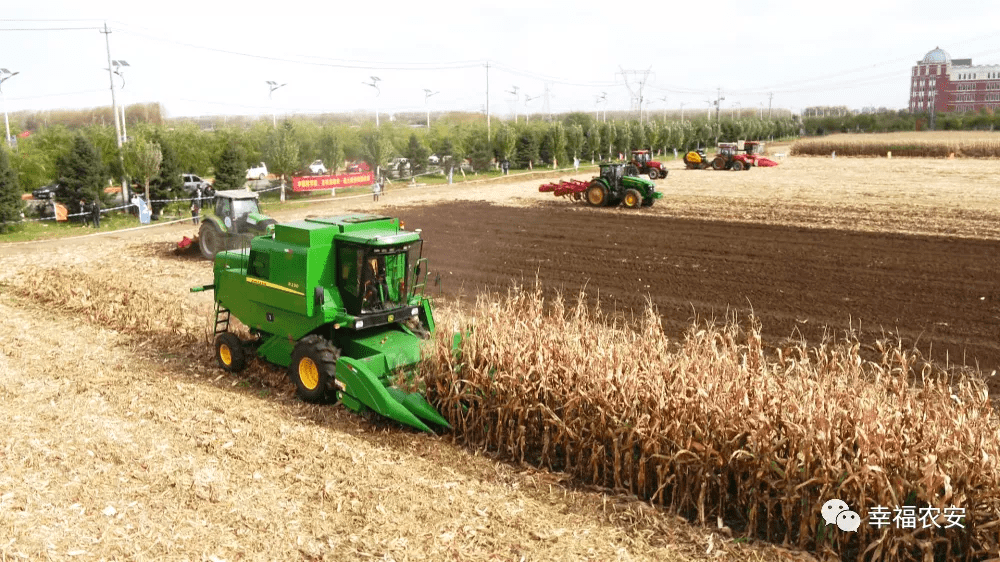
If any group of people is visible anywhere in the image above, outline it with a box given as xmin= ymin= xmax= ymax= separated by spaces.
xmin=77 ymin=198 xmax=102 ymax=228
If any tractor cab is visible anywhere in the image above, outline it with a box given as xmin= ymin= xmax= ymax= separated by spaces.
xmin=599 ymin=162 xmax=625 ymax=184
xmin=198 ymin=190 xmax=277 ymax=259
xmin=214 ymin=192 xmax=263 ymax=235
xmin=717 ymin=143 xmax=739 ymax=157
xmin=337 ymin=240 xmax=424 ymax=317
xmin=743 ymin=141 xmax=765 ymax=155
xmin=632 ymin=150 xmax=650 ymax=165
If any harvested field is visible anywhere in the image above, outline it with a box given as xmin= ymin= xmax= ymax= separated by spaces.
xmin=2 ymin=151 xmax=1000 ymax=561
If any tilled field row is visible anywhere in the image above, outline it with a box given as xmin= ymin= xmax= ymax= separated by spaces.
xmin=397 ymin=201 xmax=1000 ymax=385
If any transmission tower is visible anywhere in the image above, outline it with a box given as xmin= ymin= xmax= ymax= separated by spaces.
xmin=617 ymin=66 xmax=653 ymax=123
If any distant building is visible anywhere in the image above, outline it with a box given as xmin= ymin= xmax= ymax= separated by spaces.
xmin=909 ymin=47 xmax=1000 ymax=113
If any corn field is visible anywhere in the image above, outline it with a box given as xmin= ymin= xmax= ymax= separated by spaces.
xmin=792 ymin=132 xmax=1000 ymax=158
xmin=422 ymin=285 xmax=1000 ymax=561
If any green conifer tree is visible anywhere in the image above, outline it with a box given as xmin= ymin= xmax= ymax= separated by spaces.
xmin=0 ymin=146 xmax=22 ymax=232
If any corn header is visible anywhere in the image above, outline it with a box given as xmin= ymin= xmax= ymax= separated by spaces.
xmin=191 ymin=214 xmax=450 ymax=433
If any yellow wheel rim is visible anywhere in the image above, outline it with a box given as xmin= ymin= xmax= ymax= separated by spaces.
xmin=588 ymin=188 xmax=603 ymax=205
xmin=626 ymin=194 xmax=638 ymax=206
xmin=299 ymin=357 xmax=320 ymax=390
xmin=219 ymin=344 xmax=232 ymax=366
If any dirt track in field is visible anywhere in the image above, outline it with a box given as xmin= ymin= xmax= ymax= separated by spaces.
xmin=395 ymin=200 xmax=1000 ymax=381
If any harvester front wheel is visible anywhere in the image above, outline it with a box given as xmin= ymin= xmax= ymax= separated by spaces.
xmin=731 ymin=160 xmax=745 ymax=171
xmin=215 ymin=332 xmax=247 ymax=373
xmin=289 ymin=335 xmax=340 ymax=403
xmin=199 ymin=221 xmax=224 ymax=260
xmin=623 ymin=189 xmax=643 ymax=209
xmin=586 ymin=182 xmax=608 ymax=207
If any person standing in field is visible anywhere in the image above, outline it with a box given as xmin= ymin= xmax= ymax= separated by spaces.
xmin=191 ymin=188 xmax=202 ymax=225
xmin=91 ymin=198 xmax=101 ymax=228
xmin=372 ymin=177 xmax=381 ymax=202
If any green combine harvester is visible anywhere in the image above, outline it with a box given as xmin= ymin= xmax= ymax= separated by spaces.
xmin=191 ymin=214 xmax=450 ymax=433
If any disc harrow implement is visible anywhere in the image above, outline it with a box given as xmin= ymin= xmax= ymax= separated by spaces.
xmin=539 ymin=179 xmax=590 ymax=200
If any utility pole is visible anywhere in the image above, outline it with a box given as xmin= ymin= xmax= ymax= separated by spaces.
xmin=679 ymin=102 xmax=686 ymax=122
xmin=659 ymin=95 xmax=668 ymax=122
xmin=101 ymin=22 xmax=128 ymax=205
xmin=768 ymin=92 xmax=773 ymax=119
xmin=423 ymin=89 xmax=439 ymax=129
xmin=363 ymin=77 xmax=380 ymax=127
xmin=507 ymin=85 xmax=519 ymax=123
xmin=600 ymin=92 xmax=607 ymax=122
xmin=617 ymin=66 xmax=652 ymax=124
xmin=266 ymin=80 xmax=287 ymax=127
xmin=524 ymin=94 xmax=538 ymax=122
xmin=485 ymin=62 xmax=490 ymax=149
xmin=0 ymin=69 xmax=19 ymax=148
xmin=542 ymin=83 xmax=551 ymax=121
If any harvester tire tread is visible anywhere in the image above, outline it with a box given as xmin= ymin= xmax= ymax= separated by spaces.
xmin=215 ymin=332 xmax=248 ymax=373
xmin=289 ymin=335 xmax=340 ymax=404
xmin=623 ymin=189 xmax=643 ymax=209
xmin=712 ymin=157 xmax=727 ymax=171
xmin=731 ymin=160 xmax=745 ymax=171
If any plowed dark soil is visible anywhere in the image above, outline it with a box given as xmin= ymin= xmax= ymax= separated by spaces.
xmin=398 ymin=201 xmax=1000 ymax=383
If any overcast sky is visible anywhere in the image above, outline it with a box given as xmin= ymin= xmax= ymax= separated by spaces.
xmin=1 ymin=0 xmax=999 ymax=121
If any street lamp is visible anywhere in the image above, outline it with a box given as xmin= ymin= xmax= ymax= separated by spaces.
xmin=659 ymin=95 xmax=668 ymax=122
xmin=266 ymin=80 xmax=286 ymax=127
xmin=363 ymin=76 xmax=381 ymax=127
xmin=524 ymin=94 xmax=538 ymax=122
xmin=507 ymin=85 xmax=519 ymax=123
xmin=679 ymin=102 xmax=686 ymax=122
xmin=110 ymin=60 xmax=129 ymax=143
xmin=423 ymin=88 xmax=438 ymax=129
xmin=598 ymin=92 xmax=607 ymax=122
xmin=0 ymin=68 xmax=19 ymax=147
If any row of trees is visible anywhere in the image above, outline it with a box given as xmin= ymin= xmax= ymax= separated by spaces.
xmin=0 ymin=112 xmax=799 ymax=225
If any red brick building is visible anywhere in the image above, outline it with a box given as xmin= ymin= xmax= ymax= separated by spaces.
xmin=908 ymin=47 xmax=1000 ymax=113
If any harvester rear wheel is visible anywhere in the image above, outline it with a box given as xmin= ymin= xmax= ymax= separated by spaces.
xmin=648 ymin=169 xmax=659 ymax=180
xmin=712 ymin=157 xmax=727 ymax=170
xmin=289 ymin=335 xmax=340 ymax=403
xmin=623 ymin=189 xmax=643 ymax=209
xmin=199 ymin=221 xmax=224 ymax=260
xmin=215 ymin=332 xmax=247 ymax=373
xmin=586 ymin=182 xmax=608 ymax=207
xmin=731 ymin=160 xmax=745 ymax=171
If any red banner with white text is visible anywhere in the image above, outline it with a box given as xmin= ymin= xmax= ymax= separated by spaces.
xmin=292 ymin=172 xmax=374 ymax=191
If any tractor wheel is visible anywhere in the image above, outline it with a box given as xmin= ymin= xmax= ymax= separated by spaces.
xmin=731 ymin=160 xmax=745 ymax=171
xmin=586 ymin=182 xmax=608 ymax=207
xmin=199 ymin=221 xmax=224 ymax=260
xmin=258 ymin=173 xmax=266 ymax=180
xmin=648 ymin=169 xmax=659 ymax=180
xmin=622 ymin=189 xmax=643 ymax=209
xmin=289 ymin=335 xmax=340 ymax=403
xmin=641 ymin=197 xmax=654 ymax=207
xmin=215 ymin=332 xmax=247 ymax=373
xmin=712 ymin=157 xmax=727 ymax=170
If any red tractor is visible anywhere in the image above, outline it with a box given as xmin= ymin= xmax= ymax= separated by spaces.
xmin=685 ymin=141 xmax=779 ymax=171
xmin=627 ymin=150 xmax=669 ymax=180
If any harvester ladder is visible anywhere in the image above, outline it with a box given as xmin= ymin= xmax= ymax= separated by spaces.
xmin=214 ymin=301 xmax=231 ymax=335
xmin=413 ymin=257 xmax=430 ymax=296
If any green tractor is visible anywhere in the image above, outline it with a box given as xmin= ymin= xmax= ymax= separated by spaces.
xmin=585 ymin=162 xmax=662 ymax=208
xmin=191 ymin=214 xmax=451 ymax=433
xmin=198 ymin=190 xmax=278 ymax=260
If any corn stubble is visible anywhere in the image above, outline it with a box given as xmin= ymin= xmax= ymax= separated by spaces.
xmin=422 ymin=285 xmax=1000 ymax=561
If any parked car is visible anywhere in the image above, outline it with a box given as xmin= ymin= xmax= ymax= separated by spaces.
xmin=182 ymin=173 xmax=214 ymax=196
xmin=246 ymin=162 xmax=268 ymax=180
xmin=31 ymin=183 xmax=61 ymax=200
xmin=346 ymin=161 xmax=371 ymax=173
xmin=308 ymin=160 xmax=327 ymax=175
xmin=428 ymin=154 xmax=440 ymax=165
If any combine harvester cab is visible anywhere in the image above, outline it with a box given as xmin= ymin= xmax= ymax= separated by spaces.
xmin=539 ymin=162 xmax=662 ymax=209
xmin=191 ymin=214 xmax=450 ymax=433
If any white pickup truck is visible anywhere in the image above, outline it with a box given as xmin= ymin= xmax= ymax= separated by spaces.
xmin=246 ymin=162 xmax=268 ymax=180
